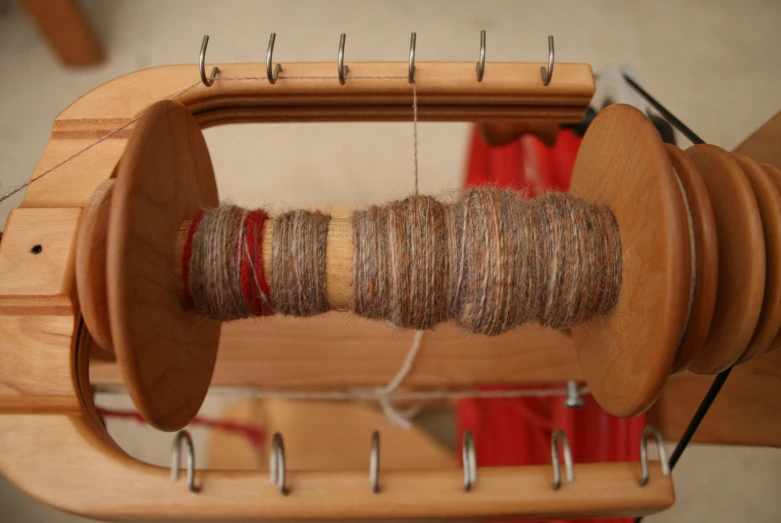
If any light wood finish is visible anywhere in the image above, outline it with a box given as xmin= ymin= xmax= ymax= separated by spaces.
xmin=761 ymin=162 xmax=781 ymax=352
xmin=91 ymin=316 xmax=581 ymax=388
xmin=76 ymin=180 xmax=114 ymax=350
xmin=686 ymin=145 xmax=765 ymax=374
xmin=0 ymin=208 xmax=81 ymax=315
xmin=570 ymin=105 xmax=689 ymax=417
xmin=20 ymin=0 xmax=104 ymax=67
xmin=666 ymin=145 xmax=718 ymax=373
xmin=21 ymin=63 xmax=592 ymax=211
xmin=0 ymin=315 xmax=79 ymax=402
xmin=210 ymin=399 xmax=456 ymax=471
xmin=478 ymin=121 xmax=560 ymax=147
xmin=734 ymin=111 xmax=781 ymax=169
xmin=733 ymin=154 xmax=781 ymax=362
xmin=0 ymin=413 xmax=672 ymax=521
xmin=649 ymin=348 xmax=781 ymax=447
xmin=108 ymin=101 xmax=220 ymax=431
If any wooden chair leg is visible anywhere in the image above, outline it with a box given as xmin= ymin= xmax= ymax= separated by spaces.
xmin=20 ymin=0 xmax=104 ymax=66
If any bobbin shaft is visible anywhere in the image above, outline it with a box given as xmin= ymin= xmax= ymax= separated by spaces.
xmin=177 ymin=190 xmax=622 ymax=334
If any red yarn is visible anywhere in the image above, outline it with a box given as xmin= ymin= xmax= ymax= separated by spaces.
xmin=239 ymin=209 xmax=273 ymax=316
xmin=182 ymin=210 xmax=205 ymax=309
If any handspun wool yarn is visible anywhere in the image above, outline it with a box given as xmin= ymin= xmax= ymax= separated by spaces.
xmin=352 ymin=187 xmax=621 ymax=334
xmin=184 ymin=187 xmax=621 ymax=334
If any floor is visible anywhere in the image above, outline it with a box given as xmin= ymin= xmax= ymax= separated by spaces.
xmin=1 ymin=0 xmax=780 ymax=521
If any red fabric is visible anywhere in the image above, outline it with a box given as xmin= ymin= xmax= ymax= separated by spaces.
xmin=182 ymin=210 xmax=205 ymax=309
xmin=460 ymin=125 xmax=646 ymax=523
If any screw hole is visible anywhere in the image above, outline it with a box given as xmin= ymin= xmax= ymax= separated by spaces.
xmin=31 ymin=244 xmax=42 ymax=255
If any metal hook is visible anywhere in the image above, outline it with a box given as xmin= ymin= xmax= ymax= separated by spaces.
xmin=370 ymin=431 xmax=380 ymax=493
xmin=541 ymin=35 xmax=554 ymax=86
xmin=476 ymin=30 xmax=486 ymax=82
xmin=270 ymin=432 xmax=288 ymax=495
xmin=639 ymin=425 xmax=670 ymax=486
xmin=171 ymin=430 xmax=198 ymax=493
xmin=462 ymin=430 xmax=477 ymax=492
xmin=551 ymin=429 xmax=575 ymax=490
xmin=337 ymin=33 xmax=349 ymax=85
xmin=199 ymin=35 xmax=219 ymax=87
xmin=408 ymin=33 xmax=417 ymax=84
xmin=266 ymin=33 xmax=282 ymax=85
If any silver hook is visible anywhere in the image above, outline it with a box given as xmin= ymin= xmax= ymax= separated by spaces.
xmin=541 ymin=35 xmax=554 ymax=86
xmin=270 ymin=432 xmax=288 ymax=495
xmin=337 ymin=33 xmax=349 ymax=85
xmin=266 ymin=33 xmax=282 ymax=85
xmin=408 ymin=33 xmax=416 ymax=84
xmin=370 ymin=431 xmax=380 ymax=493
xmin=462 ymin=429 xmax=477 ymax=492
xmin=551 ymin=429 xmax=575 ymax=490
xmin=639 ymin=425 xmax=670 ymax=486
xmin=171 ymin=430 xmax=198 ymax=493
xmin=199 ymin=35 xmax=219 ymax=87
xmin=476 ymin=30 xmax=486 ymax=82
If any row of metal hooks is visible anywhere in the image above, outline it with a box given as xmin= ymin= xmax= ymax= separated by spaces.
xmin=199 ymin=31 xmax=555 ymax=87
xmin=170 ymin=424 xmax=669 ymax=494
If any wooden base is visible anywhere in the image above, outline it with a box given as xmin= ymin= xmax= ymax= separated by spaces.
xmin=0 ymin=414 xmax=674 ymax=521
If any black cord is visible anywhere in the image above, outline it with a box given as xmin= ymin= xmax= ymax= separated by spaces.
xmin=632 ymin=367 xmax=733 ymax=523
xmin=622 ymin=73 xmax=705 ymax=146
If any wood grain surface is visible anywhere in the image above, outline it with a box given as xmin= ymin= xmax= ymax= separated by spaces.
xmin=733 ymin=154 xmax=781 ymax=363
xmin=570 ymin=104 xmax=689 ymax=417
xmin=666 ymin=145 xmax=718 ymax=373
xmin=686 ymin=145 xmax=765 ymax=374
xmin=76 ymin=180 xmax=115 ymax=351
xmin=107 ymin=101 xmax=220 ymax=431
xmin=0 ymin=414 xmax=673 ymax=521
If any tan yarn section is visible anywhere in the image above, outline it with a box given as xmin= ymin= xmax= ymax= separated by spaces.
xmin=271 ymin=209 xmax=332 ymax=316
xmin=352 ymin=187 xmax=621 ymax=334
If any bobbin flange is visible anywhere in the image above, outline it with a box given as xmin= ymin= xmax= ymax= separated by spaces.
xmin=686 ymin=145 xmax=765 ymax=374
xmin=107 ymin=100 xmax=220 ymax=431
xmin=733 ymin=154 xmax=781 ymax=363
xmin=569 ymin=104 xmax=691 ymax=417
xmin=665 ymin=145 xmax=718 ymax=373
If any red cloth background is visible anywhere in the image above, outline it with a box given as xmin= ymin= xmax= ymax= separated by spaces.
xmin=458 ymin=126 xmax=646 ymax=523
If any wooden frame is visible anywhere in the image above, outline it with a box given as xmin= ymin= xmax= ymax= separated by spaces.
xmin=0 ymin=61 xmax=777 ymax=518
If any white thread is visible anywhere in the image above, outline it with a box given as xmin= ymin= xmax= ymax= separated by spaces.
xmin=375 ymin=330 xmax=424 ymax=429
xmin=95 ymin=383 xmax=589 ymax=402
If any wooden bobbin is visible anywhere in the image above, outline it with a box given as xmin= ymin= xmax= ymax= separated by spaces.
xmin=686 ymin=145 xmax=765 ymax=374
xmin=734 ymin=154 xmax=781 ymax=363
xmin=77 ymin=101 xmax=726 ymax=426
xmin=665 ymin=145 xmax=718 ymax=374
xmin=107 ymin=101 xmax=220 ymax=431
xmin=761 ymin=162 xmax=781 ymax=353
xmin=570 ymin=104 xmax=690 ymax=417
xmin=76 ymin=179 xmax=115 ymax=351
